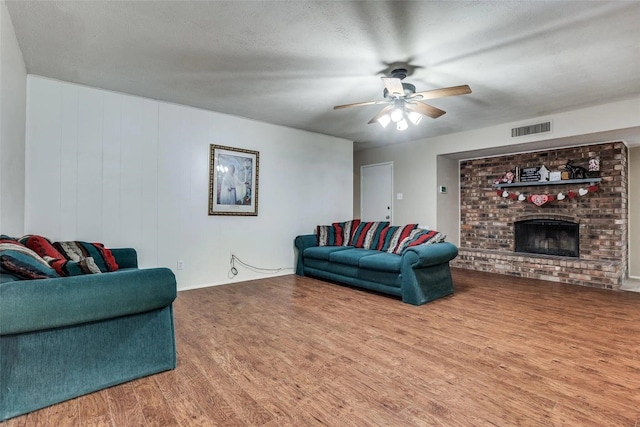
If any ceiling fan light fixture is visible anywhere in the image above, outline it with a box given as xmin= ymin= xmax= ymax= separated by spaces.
xmin=408 ymin=111 xmax=423 ymax=125
xmin=333 ymin=70 xmax=471 ymax=132
xmin=376 ymin=114 xmax=391 ymax=128
xmin=390 ymin=107 xmax=404 ymax=123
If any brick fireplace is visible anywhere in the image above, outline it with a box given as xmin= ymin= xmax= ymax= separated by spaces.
xmin=452 ymin=142 xmax=628 ymax=289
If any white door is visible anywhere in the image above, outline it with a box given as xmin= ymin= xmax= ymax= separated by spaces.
xmin=361 ymin=162 xmax=393 ymax=222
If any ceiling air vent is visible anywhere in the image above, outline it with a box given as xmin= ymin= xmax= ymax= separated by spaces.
xmin=511 ymin=121 xmax=552 ymax=137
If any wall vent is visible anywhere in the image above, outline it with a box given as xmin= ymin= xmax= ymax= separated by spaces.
xmin=511 ymin=121 xmax=552 ymax=137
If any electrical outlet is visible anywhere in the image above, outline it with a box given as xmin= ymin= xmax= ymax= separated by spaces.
xmin=177 ymin=260 xmax=184 ymax=270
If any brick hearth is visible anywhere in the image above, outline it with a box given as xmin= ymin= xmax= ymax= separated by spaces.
xmin=452 ymin=142 xmax=628 ymax=289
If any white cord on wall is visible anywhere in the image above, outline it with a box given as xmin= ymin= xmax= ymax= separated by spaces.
xmin=228 ymin=254 xmax=292 ymax=279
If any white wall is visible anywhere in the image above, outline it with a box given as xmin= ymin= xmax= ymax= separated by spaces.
xmin=0 ymin=0 xmax=26 ymax=236
xmin=355 ymin=97 xmax=640 ymax=237
xmin=26 ymin=76 xmax=353 ymax=290
xmin=630 ymin=146 xmax=640 ymax=278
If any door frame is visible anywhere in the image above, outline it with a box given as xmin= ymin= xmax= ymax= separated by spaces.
xmin=360 ymin=161 xmax=393 ymax=223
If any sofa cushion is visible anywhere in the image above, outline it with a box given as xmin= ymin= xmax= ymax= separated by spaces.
xmin=304 ymin=259 xmax=402 ymax=290
xmin=303 ymin=245 xmax=353 ymax=261
xmin=357 ymin=252 xmax=402 ymax=273
xmin=328 ymin=248 xmax=380 ymax=267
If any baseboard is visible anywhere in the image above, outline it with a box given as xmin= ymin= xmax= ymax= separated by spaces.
xmin=177 ymin=271 xmax=293 ymax=292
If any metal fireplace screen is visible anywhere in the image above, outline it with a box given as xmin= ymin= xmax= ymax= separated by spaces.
xmin=514 ymin=220 xmax=579 ymax=257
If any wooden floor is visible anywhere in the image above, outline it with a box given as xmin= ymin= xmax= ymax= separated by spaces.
xmin=3 ymin=268 xmax=640 ymax=426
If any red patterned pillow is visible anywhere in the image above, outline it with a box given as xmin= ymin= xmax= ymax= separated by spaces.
xmin=19 ymin=235 xmax=67 ymax=273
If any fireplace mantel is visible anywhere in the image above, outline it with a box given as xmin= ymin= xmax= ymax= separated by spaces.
xmin=494 ymin=177 xmax=601 ymax=189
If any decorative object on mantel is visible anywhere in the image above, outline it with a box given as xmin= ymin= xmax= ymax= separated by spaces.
xmin=564 ymin=159 xmax=589 ymax=179
xmin=493 ymin=171 xmax=515 ymax=185
xmin=538 ymin=165 xmax=549 ymax=182
xmin=549 ymin=171 xmax=562 ymax=181
xmin=519 ymin=166 xmax=540 ymax=183
xmin=496 ymin=183 xmax=599 ymax=206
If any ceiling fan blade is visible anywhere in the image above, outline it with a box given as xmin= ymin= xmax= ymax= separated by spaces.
xmin=409 ymin=84 xmax=472 ymax=101
xmin=381 ymin=77 xmax=405 ymax=97
xmin=333 ymin=100 xmax=387 ymax=110
xmin=368 ymin=105 xmax=395 ymax=124
xmin=406 ymin=101 xmax=446 ymax=119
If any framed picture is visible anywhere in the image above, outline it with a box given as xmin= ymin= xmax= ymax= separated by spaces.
xmin=208 ymin=145 xmax=259 ymax=216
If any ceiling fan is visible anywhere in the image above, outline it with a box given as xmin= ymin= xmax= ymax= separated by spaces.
xmin=333 ymin=68 xmax=471 ymax=131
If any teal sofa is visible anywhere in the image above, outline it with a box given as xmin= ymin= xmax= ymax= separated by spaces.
xmin=0 ymin=248 xmax=177 ymax=421
xmin=294 ymin=234 xmax=458 ymax=305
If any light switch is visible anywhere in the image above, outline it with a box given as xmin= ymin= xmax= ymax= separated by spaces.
xmin=397 ymin=192 xmax=403 ymax=200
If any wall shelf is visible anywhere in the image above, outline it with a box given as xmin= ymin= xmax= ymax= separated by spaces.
xmin=494 ymin=178 xmax=601 ymax=189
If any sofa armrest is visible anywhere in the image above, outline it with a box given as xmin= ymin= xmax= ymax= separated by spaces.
xmin=294 ymin=234 xmax=318 ymax=275
xmin=401 ymin=242 xmax=459 ymax=269
xmin=294 ymin=234 xmax=317 ymax=251
xmin=0 ymin=268 xmax=176 ymax=336
xmin=111 ymin=248 xmax=138 ymax=269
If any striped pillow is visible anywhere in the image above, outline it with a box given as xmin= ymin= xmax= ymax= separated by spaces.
xmin=350 ymin=221 xmax=389 ymax=249
xmin=0 ymin=239 xmax=60 ymax=280
xmin=396 ymin=229 xmax=446 ymax=254
xmin=332 ymin=219 xmax=360 ymax=246
xmin=53 ymin=241 xmax=119 ymax=272
xmin=19 ymin=235 xmax=107 ymax=276
xmin=316 ymin=225 xmax=337 ymax=246
xmin=382 ymin=224 xmax=419 ymax=254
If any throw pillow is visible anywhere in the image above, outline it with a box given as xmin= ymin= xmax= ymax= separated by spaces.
xmin=384 ymin=224 xmax=419 ymax=254
xmin=332 ymin=219 xmax=360 ymax=246
xmin=59 ymin=257 xmax=103 ymax=275
xmin=316 ymin=225 xmax=337 ymax=246
xmin=53 ymin=241 xmax=119 ymax=272
xmin=0 ymin=240 xmax=52 ymax=268
xmin=19 ymin=235 xmax=69 ymax=275
xmin=350 ymin=221 xmax=389 ymax=249
xmin=19 ymin=235 xmax=65 ymax=259
xmin=396 ymin=229 xmax=447 ymax=254
xmin=0 ymin=249 xmax=60 ymax=279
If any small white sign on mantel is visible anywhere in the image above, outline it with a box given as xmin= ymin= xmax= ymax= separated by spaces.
xmin=549 ymin=171 xmax=562 ymax=181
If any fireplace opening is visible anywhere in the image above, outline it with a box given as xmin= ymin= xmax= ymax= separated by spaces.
xmin=514 ymin=219 xmax=579 ymax=257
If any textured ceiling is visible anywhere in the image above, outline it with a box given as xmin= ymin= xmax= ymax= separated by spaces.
xmin=6 ymin=1 xmax=640 ymax=151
